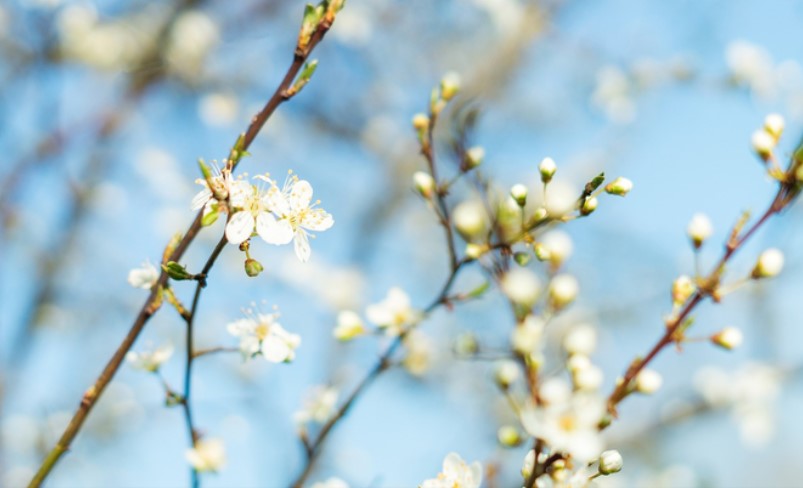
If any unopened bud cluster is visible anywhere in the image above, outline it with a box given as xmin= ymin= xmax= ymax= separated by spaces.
xmin=751 ymin=113 xmax=784 ymax=162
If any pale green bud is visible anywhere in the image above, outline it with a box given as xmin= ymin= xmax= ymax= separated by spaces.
xmin=510 ymin=184 xmax=528 ymax=207
xmin=580 ymin=196 xmax=598 ymax=216
xmin=604 ymin=177 xmax=633 ymax=196
xmin=752 ymin=248 xmax=784 ymax=279
xmin=539 ymin=157 xmax=557 ymax=184
xmin=244 ymin=258 xmax=264 ymax=277
xmin=711 ymin=326 xmax=743 ymax=350
xmin=465 ymin=146 xmax=485 ymax=170
xmin=439 ymin=71 xmax=461 ymax=101
xmin=413 ymin=171 xmax=436 ymax=199
xmin=598 ymin=450 xmax=624 ymax=475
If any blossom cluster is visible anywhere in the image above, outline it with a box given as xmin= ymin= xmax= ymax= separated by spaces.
xmin=193 ymin=169 xmax=333 ymax=263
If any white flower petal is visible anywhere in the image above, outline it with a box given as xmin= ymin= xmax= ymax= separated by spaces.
xmin=289 ymin=180 xmax=313 ymax=210
xmin=267 ymin=185 xmax=290 ymax=216
xmin=225 ymin=211 xmax=255 ymax=244
xmin=301 ymin=209 xmax=334 ymax=231
xmin=228 ymin=180 xmax=252 ymax=208
xmin=294 ymin=230 xmax=311 ymax=262
xmin=259 ymin=216 xmax=294 ymax=245
xmin=191 ymin=187 xmax=212 ymax=210
xmin=262 ymin=336 xmax=292 ymax=362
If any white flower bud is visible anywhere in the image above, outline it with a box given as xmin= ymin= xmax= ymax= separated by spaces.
xmin=580 ymin=196 xmax=598 ymax=216
xmin=539 ymin=230 xmax=573 ymax=268
xmin=751 ymin=129 xmax=775 ymax=161
xmin=333 ymin=310 xmax=366 ymax=341
xmin=574 ymin=363 xmax=604 ymax=391
xmin=128 ymin=261 xmax=159 ymax=289
xmin=510 ymin=184 xmax=528 ymax=207
xmin=566 ymin=353 xmax=592 ymax=373
xmin=671 ymin=275 xmax=696 ymax=306
xmin=711 ymin=326 xmax=743 ymax=350
xmin=497 ymin=425 xmax=523 ymax=447
xmin=752 ymin=248 xmax=784 ymax=278
xmin=511 ymin=315 xmax=545 ymax=354
xmin=454 ymin=332 xmax=479 ymax=357
xmin=604 ymin=176 xmax=633 ymax=196
xmin=440 ymin=72 xmax=461 ymax=101
xmin=539 ymin=157 xmax=557 ymax=183
xmin=412 ymin=113 xmax=430 ymax=131
xmin=521 ymin=449 xmax=535 ymax=480
xmin=635 ymin=369 xmax=662 ymax=394
xmin=598 ymin=450 xmax=623 ymax=475
xmin=494 ymin=360 xmax=521 ymax=389
xmin=413 ymin=171 xmax=436 ymax=199
xmin=465 ymin=243 xmax=486 ymax=260
xmin=453 ymin=200 xmax=489 ymax=241
xmin=549 ymin=274 xmax=579 ymax=310
xmin=501 ymin=269 xmax=542 ymax=307
xmin=186 ymin=438 xmax=226 ymax=473
xmin=686 ymin=213 xmax=713 ymax=249
xmin=563 ymin=324 xmax=597 ymax=356
xmin=465 ymin=146 xmax=485 ymax=169
xmin=763 ymin=113 xmax=784 ymax=140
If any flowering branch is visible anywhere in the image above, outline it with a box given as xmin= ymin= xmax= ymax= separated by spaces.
xmin=606 ymin=123 xmax=802 ymax=418
xmin=27 ymin=3 xmax=340 ymax=486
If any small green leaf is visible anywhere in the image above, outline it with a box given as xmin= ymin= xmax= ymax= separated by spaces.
xmin=467 ymin=281 xmax=490 ymax=299
xmin=582 ymin=172 xmax=605 ymax=198
xmin=201 ymin=204 xmax=220 ymax=227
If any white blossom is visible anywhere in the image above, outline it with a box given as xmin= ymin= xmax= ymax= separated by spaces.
xmin=226 ymin=309 xmax=301 ymax=363
xmin=262 ymin=175 xmax=334 ymax=262
xmin=333 ymin=310 xmax=366 ymax=341
xmin=522 ymin=379 xmax=606 ymax=463
xmin=185 ymin=437 xmax=226 ymax=473
xmin=125 ymin=344 xmax=173 ymax=372
xmin=294 ymin=386 xmax=339 ymax=425
xmin=501 ymin=268 xmax=542 ymax=307
xmin=127 ymin=261 xmax=159 ymax=289
xmin=365 ymin=287 xmax=420 ymax=336
xmin=420 ymin=452 xmax=482 ymax=488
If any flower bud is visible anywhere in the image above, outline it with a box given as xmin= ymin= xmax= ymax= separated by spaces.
xmin=333 ymin=310 xmax=366 ymax=341
xmin=501 ymin=269 xmax=542 ymax=308
xmin=539 ymin=157 xmax=557 ymax=184
xmin=573 ymin=363 xmax=604 ymax=391
xmin=548 ymin=274 xmax=579 ymax=310
xmin=453 ymin=201 xmax=489 ymax=242
xmin=521 ymin=449 xmax=535 ymax=480
xmin=413 ymin=171 xmax=436 ymax=199
xmin=711 ymin=326 xmax=743 ymax=350
xmin=453 ymin=332 xmax=479 ymax=357
xmin=604 ymin=177 xmax=633 ymax=196
xmin=563 ymin=324 xmax=597 ymax=356
xmin=752 ymin=248 xmax=784 ymax=279
xmin=494 ymin=360 xmax=521 ymax=389
xmin=412 ymin=113 xmax=430 ymax=131
xmin=671 ymin=275 xmax=696 ymax=305
xmin=580 ymin=196 xmax=598 ymax=216
xmin=465 ymin=146 xmax=485 ymax=170
xmin=510 ymin=184 xmax=528 ymax=207
xmin=465 ymin=243 xmax=486 ymax=260
xmin=598 ymin=450 xmax=623 ymax=475
xmin=163 ymin=261 xmax=193 ymax=281
xmin=244 ymin=258 xmax=264 ymax=277
xmin=687 ymin=213 xmax=713 ymax=249
xmin=533 ymin=243 xmax=551 ymax=262
xmin=511 ymin=315 xmax=545 ymax=354
xmin=763 ymin=113 xmax=784 ymax=141
xmin=539 ymin=230 xmax=573 ymax=268
xmin=439 ymin=72 xmax=461 ymax=101
xmin=751 ymin=129 xmax=775 ymax=161
xmin=514 ymin=252 xmax=531 ymax=266
xmin=497 ymin=425 xmax=523 ymax=447
xmin=635 ymin=369 xmax=662 ymax=394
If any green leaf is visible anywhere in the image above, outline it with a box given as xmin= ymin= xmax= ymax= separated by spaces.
xmin=466 ymin=281 xmax=490 ymax=299
xmin=162 ymin=261 xmax=193 ymax=281
xmin=582 ymin=172 xmax=605 ymax=198
xmin=201 ymin=204 xmax=220 ymax=227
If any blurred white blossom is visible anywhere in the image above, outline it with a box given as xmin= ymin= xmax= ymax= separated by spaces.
xmin=226 ymin=309 xmax=301 ymax=363
xmin=420 ymin=452 xmax=482 ymax=488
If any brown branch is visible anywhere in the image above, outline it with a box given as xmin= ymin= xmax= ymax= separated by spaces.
xmin=28 ymin=11 xmax=336 ymax=488
xmin=605 ymin=183 xmax=792 ymax=417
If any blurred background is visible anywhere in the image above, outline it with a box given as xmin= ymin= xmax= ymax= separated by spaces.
xmin=2 ymin=0 xmax=803 ymax=486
